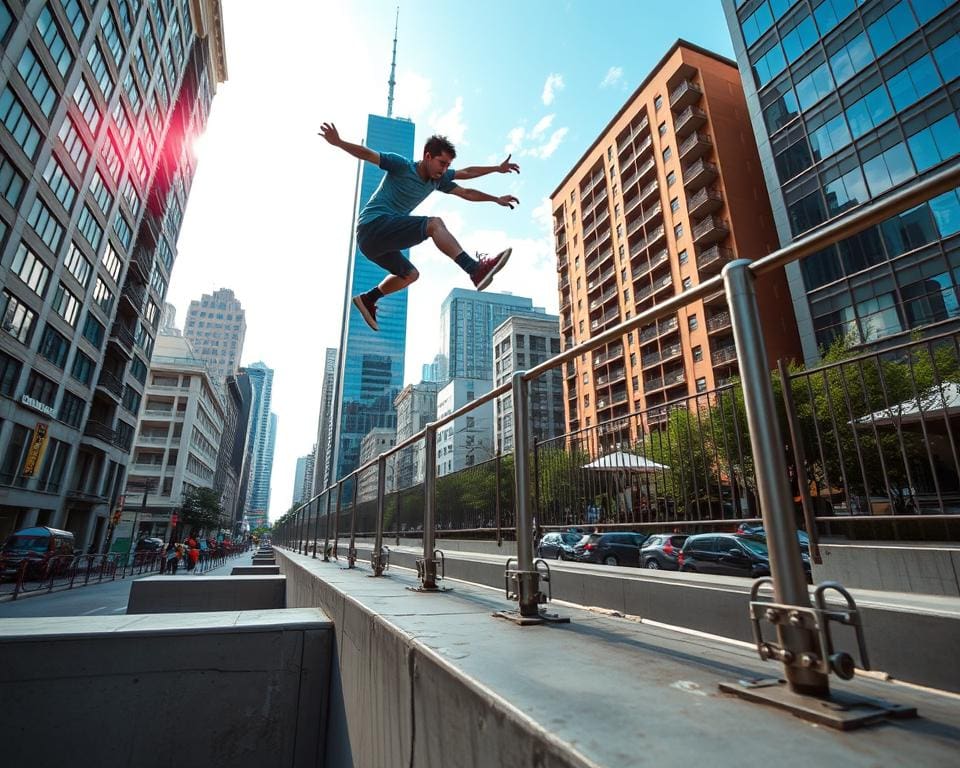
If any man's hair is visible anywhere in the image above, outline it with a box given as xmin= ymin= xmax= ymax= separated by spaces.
xmin=424 ymin=135 xmax=456 ymax=159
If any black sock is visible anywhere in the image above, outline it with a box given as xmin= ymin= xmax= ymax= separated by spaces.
xmin=366 ymin=286 xmax=384 ymax=302
xmin=454 ymin=251 xmax=479 ymax=275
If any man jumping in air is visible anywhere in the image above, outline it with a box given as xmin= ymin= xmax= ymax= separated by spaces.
xmin=320 ymin=122 xmax=519 ymax=331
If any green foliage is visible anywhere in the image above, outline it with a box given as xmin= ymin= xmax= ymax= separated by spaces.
xmin=180 ymin=487 xmax=225 ymax=533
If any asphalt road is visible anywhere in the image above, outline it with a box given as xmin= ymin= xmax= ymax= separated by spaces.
xmin=0 ymin=552 xmax=254 ymax=618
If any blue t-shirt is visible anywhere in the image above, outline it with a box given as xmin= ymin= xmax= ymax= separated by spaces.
xmin=357 ymin=152 xmax=458 ymax=225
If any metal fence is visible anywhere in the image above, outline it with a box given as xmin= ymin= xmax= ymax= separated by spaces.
xmin=276 ymin=161 xmax=960 ymax=703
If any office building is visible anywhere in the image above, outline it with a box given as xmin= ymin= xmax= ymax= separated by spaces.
xmin=436 ymin=377 xmax=494 ymax=476
xmin=329 ymin=116 xmax=414 ymax=484
xmin=243 ymin=361 xmax=275 ymax=525
xmin=438 ymin=288 xmax=546 ymax=382
xmin=393 ymin=380 xmax=439 ymax=488
xmin=312 ymin=347 xmax=336 ymax=493
xmin=551 ymin=40 xmax=800 ymax=436
xmin=492 ymin=314 xmax=564 ymax=452
xmin=182 ymin=286 xmax=246 ymax=386
xmin=121 ymin=334 xmax=224 ymax=542
xmin=223 ymin=370 xmax=251 ymax=535
xmin=292 ymin=453 xmax=308 ymax=506
xmin=0 ymin=1 xmax=227 ymax=548
xmin=421 ymin=353 xmax=443 ymax=383
xmin=722 ymin=0 xmax=959 ymax=362
xmin=356 ymin=427 xmax=395 ymax=501
xmin=159 ymin=301 xmax=180 ymax=335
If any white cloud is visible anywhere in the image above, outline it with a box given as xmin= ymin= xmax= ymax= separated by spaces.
xmin=429 ymin=96 xmax=467 ymax=145
xmin=505 ymin=124 xmax=525 ymax=154
xmin=600 ymin=66 xmax=624 ymax=89
xmin=392 ymin=68 xmax=433 ymax=120
xmin=527 ymin=127 xmax=569 ymax=159
xmin=532 ymin=197 xmax=553 ymax=233
xmin=541 ymin=73 xmax=564 ymax=106
xmin=530 ymin=113 xmax=555 ymax=139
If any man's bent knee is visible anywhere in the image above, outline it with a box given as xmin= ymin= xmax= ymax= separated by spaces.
xmin=426 ymin=217 xmax=445 ymax=236
xmin=406 ymin=269 xmax=420 ymax=284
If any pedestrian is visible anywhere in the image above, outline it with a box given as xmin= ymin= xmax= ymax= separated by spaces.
xmin=319 ymin=122 xmax=519 ymax=332
xmin=166 ymin=544 xmax=179 ymax=575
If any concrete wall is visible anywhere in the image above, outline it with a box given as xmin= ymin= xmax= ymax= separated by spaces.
xmin=0 ymin=609 xmax=332 ymax=768
xmin=343 ymin=543 xmax=960 ymax=694
xmin=280 ymin=555 xmax=594 ymax=768
xmin=813 ymin=543 xmax=960 ymax=597
xmin=127 ymin=575 xmax=286 ymax=613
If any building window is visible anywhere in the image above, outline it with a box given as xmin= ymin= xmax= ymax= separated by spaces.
xmin=27 ymin=199 xmax=64 ymax=253
xmin=58 ymin=117 xmax=89 ymax=173
xmin=670 ymin=197 xmax=680 ymax=213
xmin=101 ymin=243 xmax=122 ymax=283
xmin=658 ymin=121 xmax=667 ymax=136
xmin=17 ymin=46 xmax=57 ymax=117
xmin=679 ymin=249 xmax=689 ymax=264
xmin=92 ymin=278 xmax=114 ymax=314
xmin=71 ymin=350 xmax=94 ymax=385
xmin=693 ymin=345 xmax=703 ymax=362
xmin=42 ymin=156 xmax=77 ymax=212
xmin=682 ymin=276 xmax=692 ymax=290
xmin=76 ymin=205 xmax=103 ymax=251
xmin=0 ymin=153 xmax=25 ymax=206
xmin=73 ymin=78 xmax=100 ymax=133
xmin=81 ymin=313 xmax=104 ymax=348
xmin=35 ymin=6 xmax=72 ymax=76
xmin=87 ymin=42 xmax=114 ymax=99
xmin=0 ymin=349 xmax=22 ymax=396
xmin=58 ymin=389 xmax=85 ymax=428
xmin=674 ymin=223 xmax=684 ymax=239
xmin=89 ymin=171 xmax=113 ymax=216
xmin=25 ymin=369 xmax=57 ymax=407
xmin=38 ymin=324 xmax=69 ymax=368
xmin=52 ymin=282 xmax=80 ymax=326
xmin=696 ymin=377 xmax=708 ymax=393
xmin=688 ymin=314 xmax=698 ymax=331
xmin=662 ymin=146 xmax=672 ymax=162
xmin=666 ymin=170 xmax=676 ymax=187
xmin=37 ymin=438 xmax=70 ymax=492
xmin=654 ymin=94 xmax=663 ymax=111
xmin=0 ymin=88 xmax=42 ymax=158
xmin=0 ymin=423 xmax=32 ymax=486
xmin=11 ymin=243 xmax=51 ymax=298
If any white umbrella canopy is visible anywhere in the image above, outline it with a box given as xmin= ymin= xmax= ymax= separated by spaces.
xmin=582 ymin=451 xmax=669 ymax=472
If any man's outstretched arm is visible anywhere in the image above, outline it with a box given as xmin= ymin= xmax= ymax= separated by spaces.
xmin=319 ymin=122 xmax=379 ymax=165
xmin=449 ymin=187 xmax=519 ymax=209
xmin=454 ymin=154 xmax=519 ymax=180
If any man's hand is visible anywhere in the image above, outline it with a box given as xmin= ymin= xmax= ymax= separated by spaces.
xmin=319 ymin=122 xmax=342 ymax=147
xmin=497 ymin=195 xmax=520 ymax=209
xmin=498 ymin=154 xmax=520 ymax=174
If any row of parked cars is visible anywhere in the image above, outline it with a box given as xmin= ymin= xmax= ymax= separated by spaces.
xmin=536 ymin=525 xmax=811 ymax=580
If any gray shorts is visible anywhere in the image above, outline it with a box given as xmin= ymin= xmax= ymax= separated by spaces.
xmin=356 ymin=215 xmax=429 ymax=278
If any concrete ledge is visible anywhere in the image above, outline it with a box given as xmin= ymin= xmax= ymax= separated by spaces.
xmin=0 ymin=609 xmax=332 ymax=768
xmin=814 ymin=542 xmax=960 ymax=596
xmin=276 ymin=550 xmax=960 ymax=768
xmin=232 ymin=565 xmax=281 ymax=575
xmin=127 ymin=575 xmax=286 ymax=614
xmin=348 ymin=542 xmax=960 ymax=693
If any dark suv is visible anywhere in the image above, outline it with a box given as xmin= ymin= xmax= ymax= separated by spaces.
xmin=573 ymin=532 xmax=647 ymax=567
xmin=679 ymin=533 xmax=811 ymax=579
xmin=640 ymin=534 xmax=688 ymax=570
xmin=536 ymin=531 xmax=585 ymax=560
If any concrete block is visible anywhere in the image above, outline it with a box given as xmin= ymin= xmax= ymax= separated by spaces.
xmin=127 ymin=575 xmax=286 ymax=614
xmin=0 ymin=609 xmax=332 ymax=768
xmin=814 ymin=544 xmax=960 ymax=597
xmin=233 ymin=565 xmax=281 ymax=575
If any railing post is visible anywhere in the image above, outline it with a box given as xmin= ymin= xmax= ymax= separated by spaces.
xmin=311 ymin=495 xmax=322 ymax=558
xmin=323 ymin=490 xmax=333 ymax=561
xmin=347 ymin=476 xmax=358 ymax=568
xmin=332 ymin=481 xmax=343 ymax=558
xmin=372 ymin=454 xmax=387 ymax=576
xmin=419 ymin=424 xmax=440 ymax=589
xmin=723 ymin=260 xmax=828 ymax=696
xmin=512 ymin=371 xmax=541 ymax=618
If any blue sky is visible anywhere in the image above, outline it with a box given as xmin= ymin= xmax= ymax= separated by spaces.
xmin=170 ymin=0 xmax=739 ymax=516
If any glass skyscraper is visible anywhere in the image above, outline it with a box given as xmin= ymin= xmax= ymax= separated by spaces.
xmin=244 ymin=361 xmax=275 ymax=526
xmin=722 ymin=0 xmax=960 ymax=363
xmin=330 ymin=114 xmax=414 ymax=484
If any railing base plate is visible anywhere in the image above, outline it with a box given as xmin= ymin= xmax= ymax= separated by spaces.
xmin=718 ymin=678 xmax=916 ymax=730
xmin=492 ymin=609 xmax=570 ymax=626
xmin=406 ymin=585 xmax=452 ymax=593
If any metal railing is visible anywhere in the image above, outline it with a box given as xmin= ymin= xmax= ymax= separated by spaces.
xmin=276 ymin=162 xmax=960 ymax=704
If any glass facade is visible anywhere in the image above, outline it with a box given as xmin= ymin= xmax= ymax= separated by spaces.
xmin=244 ymin=362 xmax=275 ymax=517
xmin=332 ymin=114 xmax=415 ymax=483
xmin=725 ymin=0 xmax=960 ymax=357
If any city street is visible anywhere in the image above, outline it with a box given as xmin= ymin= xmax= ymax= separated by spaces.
xmin=0 ymin=553 xmax=255 ymax=618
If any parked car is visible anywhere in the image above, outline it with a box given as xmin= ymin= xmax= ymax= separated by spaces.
xmin=678 ymin=533 xmax=811 ymax=579
xmin=735 ymin=524 xmax=810 ymax=554
xmin=640 ymin=533 xmax=688 ymax=570
xmin=0 ymin=526 xmax=75 ymax=580
xmin=573 ymin=531 xmax=648 ymax=567
xmin=536 ymin=531 xmax=585 ymax=560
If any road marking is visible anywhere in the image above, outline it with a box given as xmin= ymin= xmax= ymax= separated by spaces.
xmin=82 ymin=606 xmax=106 ymax=615
xmin=112 ymin=607 xmax=126 ymax=613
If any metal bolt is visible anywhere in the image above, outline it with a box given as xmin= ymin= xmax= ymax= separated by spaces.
xmin=788 ymin=611 xmax=803 ymax=627
xmin=765 ymin=608 xmax=780 ymax=623
xmin=799 ymin=652 xmax=819 ymax=668
xmin=779 ymin=649 xmax=795 ymax=664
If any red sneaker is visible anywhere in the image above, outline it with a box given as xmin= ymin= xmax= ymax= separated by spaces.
xmin=352 ymin=293 xmax=379 ymax=331
xmin=471 ymin=248 xmax=512 ymax=291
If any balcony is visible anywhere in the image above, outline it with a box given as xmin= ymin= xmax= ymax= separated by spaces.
xmin=96 ymin=369 xmax=124 ymax=400
xmin=587 ymin=266 xmax=616 ymax=292
xmin=692 ymin=215 xmax=729 ymax=246
xmin=110 ymin=322 xmax=136 ymax=352
xmin=682 ymin=158 xmax=718 ymax=191
xmin=120 ymin=280 xmax=146 ymax=311
xmin=131 ymin=246 xmax=154 ymax=281
xmin=670 ymin=79 xmax=702 ymax=111
xmin=647 ymin=408 xmax=669 ymax=427
xmin=711 ymin=345 xmax=738 ymax=366
xmin=674 ymin=105 xmax=707 ymax=137
xmin=639 ymin=316 xmax=679 ymax=344
xmin=556 ymin=255 xmax=568 ymax=272
xmin=83 ymin=420 xmax=116 ymax=444
xmin=687 ymin=187 xmax=724 ymax=218
xmin=645 ymin=224 xmax=666 ymax=250
xmin=703 ymin=288 xmax=726 ymax=307
xmin=635 ymin=273 xmax=673 ymax=304
xmin=590 ymin=307 xmax=621 ymax=331
xmin=644 ymin=369 xmax=686 ymax=393
xmin=679 ymin=131 xmax=712 ymax=163
xmin=593 ymin=345 xmax=625 ymax=368
xmin=641 ymin=342 xmax=682 ymax=369
xmin=637 ymin=157 xmax=657 ymax=184
xmin=589 ymin=286 xmax=618 ymax=311
xmin=554 ymin=219 xmax=565 ymax=234
xmin=635 ymin=134 xmax=653 ymax=158
xmin=697 ymin=245 xmax=735 ymax=276
xmin=706 ymin=311 xmax=732 ymax=334
xmin=595 ymin=368 xmax=626 ymax=387
xmin=586 ymin=248 xmax=613 ymax=278
xmin=640 ymin=179 xmax=659 ymax=203
xmin=641 ymin=200 xmax=663 ymax=227
xmin=559 ymin=275 xmax=569 ymax=290
xmin=632 ymin=249 xmax=669 ymax=282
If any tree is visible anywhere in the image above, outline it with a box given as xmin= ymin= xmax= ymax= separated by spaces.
xmin=180 ymin=487 xmax=224 ymax=534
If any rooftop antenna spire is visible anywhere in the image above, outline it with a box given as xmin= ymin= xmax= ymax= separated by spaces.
xmin=387 ymin=7 xmax=398 ymax=118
